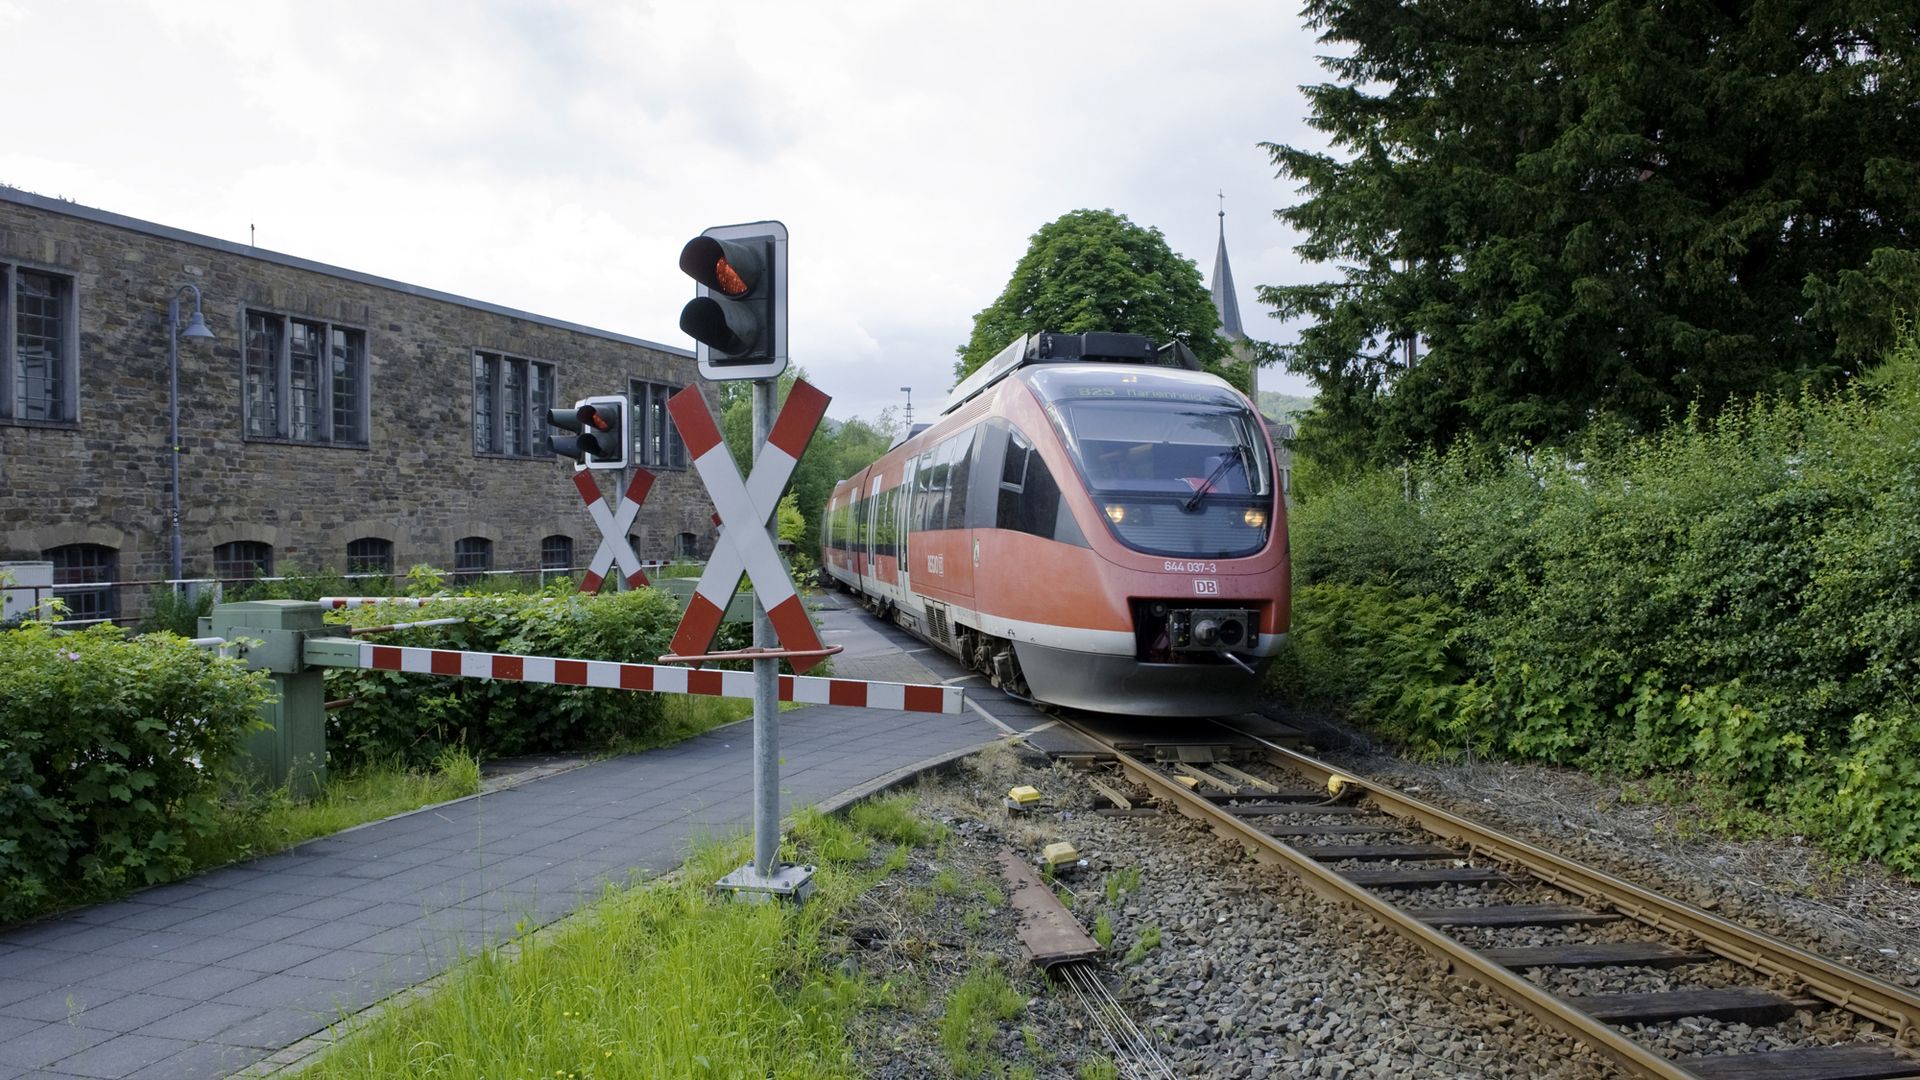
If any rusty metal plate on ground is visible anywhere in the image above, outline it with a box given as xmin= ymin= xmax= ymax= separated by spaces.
xmin=996 ymin=849 xmax=1103 ymax=970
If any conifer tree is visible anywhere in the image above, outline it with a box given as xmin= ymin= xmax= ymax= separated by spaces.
xmin=1264 ymin=0 xmax=1920 ymax=464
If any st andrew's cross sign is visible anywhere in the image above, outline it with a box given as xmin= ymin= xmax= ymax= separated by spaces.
xmin=665 ymin=379 xmax=830 ymax=672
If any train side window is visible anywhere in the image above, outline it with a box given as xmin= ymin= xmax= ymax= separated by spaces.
xmin=1001 ymin=432 xmax=1030 ymax=487
xmin=996 ymin=432 xmax=1031 ymax=531
xmin=1019 ymin=454 xmax=1065 ymax=540
xmin=944 ymin=426 xmax=977 ymax=531
xmin=925 ymin=440 xmax=956 ymax=532
xmin=910 ymin=453 xmax=933 ymax=534
xmin=994 ymin=428 xmax=1082 ymax=545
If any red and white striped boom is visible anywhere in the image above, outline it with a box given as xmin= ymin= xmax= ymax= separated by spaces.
xmin=302 ymin=639 xmax=962 ymax=714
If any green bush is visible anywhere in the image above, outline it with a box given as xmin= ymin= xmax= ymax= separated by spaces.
xmin=0 ymin=622 xmax=272 ymax=923
xmin=1273 ymin=334 xmax=1920 ymax=874
xmin=322 ymin=583 xmax=750 ymax=769
xmin=137 ymin=586 xmax=213 ymax=637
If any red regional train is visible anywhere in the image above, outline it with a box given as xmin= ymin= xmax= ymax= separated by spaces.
xmin=821 ymin=331 xmax=1290 ymax=716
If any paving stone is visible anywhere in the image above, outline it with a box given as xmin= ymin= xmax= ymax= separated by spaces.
xmin=76 ymin=959 xmax=208 ymax=995
xmin=221 ymin=892 xmax=318 ymax=917
xmin=215 ymin=942 xmax=332 ymax=975
xmin=333 ymin=901 xmax=435 ymax=928
xmin=100 ymin=907 xmax=202 ymax=933
xmin=0 ymin=1020 xmax=106 ymax=1069
xmin=143 ymin=936 xmax=253 ymax=967
xmin=122 ymin=1039 xmax=257 ymax=1080
xmin=64 ymin=993 xmax=188 ymax=1034
xmin=0 ymin=982 xmax=126 ymax=1022
xmin=212 ymin=1007 xmax=329 ymax=1050
xmin=165 ymin=889 xmax=249 ymax=913
xmin=334 ymin=877 xmax=439 ymax=903
xmin=280 ymin=920 xmax=385 ymax=951
xmin=276 ymin=895 xmax=378 ymax=923
xmin=260 ymin=874 xmax=362 ymax=898
xmin=92 ymin=931 xmax=199 ymax=961
xmin=211 ymin=973 xmax=351 ymax=1012
xmin=48 ymin=1033 xmax=195 ymax=1079
xmin=218 ymin=915 xmax=327 ymax=943
xmin=0 ymin=977 xmax=62 ymax=1008
xmin=0 ymin=921 xmax=90 ymax=950
xmin=131 ymin=1001 xmax=263 ymax=1043
xmin=128 ymin=966 xmax=259 ymax=1003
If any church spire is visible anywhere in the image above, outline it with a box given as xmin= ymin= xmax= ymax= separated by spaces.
xmin=1211 ymin=191 xmax=1245 ymax=341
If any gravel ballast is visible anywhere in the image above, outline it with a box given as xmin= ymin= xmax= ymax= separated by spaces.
xmin=832 ymin=706 xmax=1920 ymax=1078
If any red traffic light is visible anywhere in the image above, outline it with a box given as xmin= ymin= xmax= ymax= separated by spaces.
xmin=678 ymin=221 xmax=788 ymax=380
xmin=679 ymin=236 xmax=762 ymax=298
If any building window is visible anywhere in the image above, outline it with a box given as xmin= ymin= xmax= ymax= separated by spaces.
xmin=214 ymin=541 xmax=273 ymax=584
xmin=244 ymin=311 xmax=367 ymax=445
xmin=45 ymin=544 xmax=117 ymax=622
xmin=631 ymin=380 xmax=688 ymax=469
xmin=2 ymin=264 xmax=77 ymax=424
xmin=676 ymin=532 xmax=698 ymax=559
xmin=540 ymin=535 xmax=574 ymax=574
xmin=347 ymin=537 xmax=394 ymax=576
xmin=473 ymin=351 xmax=555 ymax=457
xmin=454 ymin=536 xmax=493 ymax=583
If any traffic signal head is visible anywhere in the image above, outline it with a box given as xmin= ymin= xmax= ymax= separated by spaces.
xmin=547 ymin=395 xmax=629 ymax=471
xmin=678 ymin=220 xmax=788 ymax=381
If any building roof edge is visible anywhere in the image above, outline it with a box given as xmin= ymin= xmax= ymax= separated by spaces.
xmin=0 ymin=185 xmax=694 ymax=358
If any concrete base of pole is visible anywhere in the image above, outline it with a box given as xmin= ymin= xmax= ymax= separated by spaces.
xmin=716 ymin=861 xmax=816 ymax=904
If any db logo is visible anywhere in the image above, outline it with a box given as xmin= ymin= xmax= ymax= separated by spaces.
xmin=1193 ymin=579 xmax=1219 ymax=595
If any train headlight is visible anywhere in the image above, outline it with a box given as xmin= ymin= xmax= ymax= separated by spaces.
xmin=1104 ymin=503 xmax=1127 ymax=524
xmin=1243 ymin=508 xmax=1268 ymax=529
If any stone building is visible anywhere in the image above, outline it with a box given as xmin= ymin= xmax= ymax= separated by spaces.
xmin=0 ymin=185 xmax=715 ymax=623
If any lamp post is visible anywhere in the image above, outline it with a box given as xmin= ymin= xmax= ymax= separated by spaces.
xmin=900 ymin=386 xmax=912 ymax=432
xmin=167 ymin=285 xmax=216 ymax=588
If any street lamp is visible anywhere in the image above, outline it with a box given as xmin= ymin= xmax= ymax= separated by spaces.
xmin=167 ymin=285 xmax=216 ymax=588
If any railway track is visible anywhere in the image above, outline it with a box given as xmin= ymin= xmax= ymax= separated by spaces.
xmin=1054 ymin=715 xmax=1920 ymax=1080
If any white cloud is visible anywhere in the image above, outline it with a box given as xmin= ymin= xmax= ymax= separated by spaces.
xmin=1 ymin=0 xmax=1329 ymax=421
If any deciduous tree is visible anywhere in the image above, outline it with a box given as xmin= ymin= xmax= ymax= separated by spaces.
xmin=955 ymin=209 xmax=1229 ymax=381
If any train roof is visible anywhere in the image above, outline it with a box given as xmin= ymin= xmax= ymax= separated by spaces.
xmin=940 ymin=331 xmax=1203 ymax=418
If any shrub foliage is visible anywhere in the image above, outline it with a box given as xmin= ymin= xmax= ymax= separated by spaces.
xmin=1275 ymin=337 xmax=1920 ymax=874
xmin=0 ymin=623 xmax=271 ymax=922
xmin=321 ymin=584 xmax=748 ymax=769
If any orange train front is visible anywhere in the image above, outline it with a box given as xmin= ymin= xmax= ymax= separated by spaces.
xmin=822 ymin=331 xmax=1290 ymax=717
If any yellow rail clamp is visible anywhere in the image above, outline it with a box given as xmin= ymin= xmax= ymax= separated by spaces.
xmin=1040 ymin=842 xmax=1081 ymax=868
xmin=1005 ymin=785 xmax=1042 ymax=811
xmin=1176 ymin=775 xmax=1200 ymax=789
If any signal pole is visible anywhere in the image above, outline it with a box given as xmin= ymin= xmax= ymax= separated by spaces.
xmin=750 ymin=376 xmax=780 ymax=879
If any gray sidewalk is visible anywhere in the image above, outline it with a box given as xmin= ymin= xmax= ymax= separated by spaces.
xmin=0 ymin=596 xmax=1039 ymax=1080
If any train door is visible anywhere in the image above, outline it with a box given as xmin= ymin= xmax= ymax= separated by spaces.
xmin=896 ymin=454 xmax=917 ymax=608
xmin=943 ymin=425 xmax=979 ymax=600
xmin=866 ymin=474 xmax=886 ymax=597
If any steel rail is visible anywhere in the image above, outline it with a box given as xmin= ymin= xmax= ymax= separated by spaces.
xmin=1219 ymin=721 xmax=1920 ymax=1044
xmin=1058 ymin=718 xmax=1701 ymax=1080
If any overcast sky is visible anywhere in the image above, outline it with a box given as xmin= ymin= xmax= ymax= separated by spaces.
xmin=1 ymin=0 xmax=1329 ymax=425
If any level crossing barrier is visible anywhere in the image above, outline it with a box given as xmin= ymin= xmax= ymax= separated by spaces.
xmin=206 ymin=599 xmax=964 ymax=794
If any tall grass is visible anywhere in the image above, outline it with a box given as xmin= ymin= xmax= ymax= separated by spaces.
xmin=307 ymin=798 xmax=946 ymax=1079
xmin=186 ymin=750 xmax=482 ymax=869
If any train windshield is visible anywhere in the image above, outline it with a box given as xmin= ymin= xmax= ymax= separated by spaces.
xmin=1030 ymin=368 xmax=1275 ymax=559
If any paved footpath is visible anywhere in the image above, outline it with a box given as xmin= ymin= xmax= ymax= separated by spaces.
xmin=0 ymin=595 xmax=1047 ymax=1080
